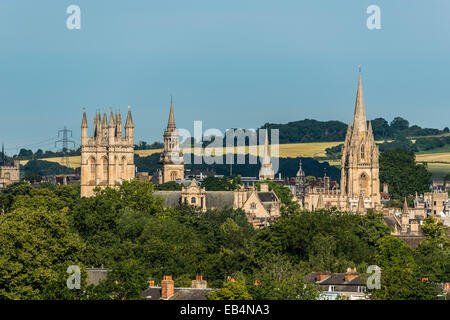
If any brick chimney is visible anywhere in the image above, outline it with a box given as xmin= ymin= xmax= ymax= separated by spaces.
xmin=316 ymin=272 xmax=330 ymax=282
xmin=148 ymin=280 xmax=155 ymax=287
xmin=191 ymin=275 xmax=207 ymax=289
xmin=161 ymin=275 xmax=174 ymax=299
xmin=344 ymin=268 xmax=358 ymax=282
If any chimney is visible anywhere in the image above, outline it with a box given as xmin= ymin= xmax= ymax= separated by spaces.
xmin=148 ymin=280 xmax=155 ymax=287
xmin=316 ymin=272 xmax=330 ymax=282
xmin=260 ymin=183 xmax=269 ymax=192
xmin=383 ymin=183 xmax=389 ymax=194
xmin=161 ymin=275 xmax=174 ymax=299
xmin=191 ymin=275 xmax=207 ymax=289
xmin=344 ymin=268 xmax=358 ymax=282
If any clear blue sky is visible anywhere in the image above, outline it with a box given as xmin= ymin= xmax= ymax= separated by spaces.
xmin=0 ymin=0 xmax=449 ymax=153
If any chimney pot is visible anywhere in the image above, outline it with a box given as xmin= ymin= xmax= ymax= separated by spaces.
xmin=161 ymin=275 xmax=174 ymax=299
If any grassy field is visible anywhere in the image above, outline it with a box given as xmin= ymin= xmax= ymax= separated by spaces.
xmin=19 ymin=141 xmax=450 ymax=180
xmin=21 ymin=141 xmax=343 ymax=169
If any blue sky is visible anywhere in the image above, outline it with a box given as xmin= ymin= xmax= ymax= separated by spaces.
xmin=0 ymin=0 xmax=449 ymax=153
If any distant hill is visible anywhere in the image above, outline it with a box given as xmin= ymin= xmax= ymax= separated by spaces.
xmin=261 ymin=117 xmax=446 ymax=144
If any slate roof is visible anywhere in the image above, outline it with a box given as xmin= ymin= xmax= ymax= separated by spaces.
xmin=141 ymin=287 xmax=213 ymax=300
xmin=304 ymin=272 xmax=366 ymax=293
xmin=153 ymin=191 xmax=182 ymax=207
xmin=205 ymin=191 xmax=235 ymax=208
xmin=258 ymin=192 xmax=278 ymax=202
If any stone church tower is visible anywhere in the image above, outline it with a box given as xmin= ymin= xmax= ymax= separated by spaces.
xmin=258 ymin=130 xmax=275 ymax=180
xmin=81 ymin=108 xmax=135 ymax=197
xmin=340 ymin=71 xmax=381 ymax=208
xmin=157 ymin=100 xmax=184 ymax=184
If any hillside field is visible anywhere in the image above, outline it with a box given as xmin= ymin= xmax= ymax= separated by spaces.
xmin=18 ymin=142 xmax=450 ymax=180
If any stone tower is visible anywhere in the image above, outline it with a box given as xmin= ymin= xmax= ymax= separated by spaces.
xmin=258 ymin=130 xmax=275 ymax=180
xmin=157 ymin=99 xmax=184 ymax=184
xmin=80 ymin=108 xmax=135 ymax=197
xmin=340 ymin=71 xmax=381 ymax=209
xmin=295 ymin=160 xmax=306 ymax=205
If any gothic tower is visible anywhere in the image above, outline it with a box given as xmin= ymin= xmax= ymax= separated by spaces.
xmin=258 ymin=129 xmax=275 ymax=180
xmin=158 ymin=99 xmax=184 ymax=184
xmin=80 ymin=108 xmax=135 ymax=197
xmin=340 ymin=70 xmax=381 ymax=210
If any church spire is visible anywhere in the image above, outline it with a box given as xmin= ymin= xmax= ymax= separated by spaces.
xmin=167 ymin=96 xmax=176 ymax=130
xmin=352 ymin=68 xmax=367 ymax=133
xmin=258 ymin=130 xmax=275 ymax=180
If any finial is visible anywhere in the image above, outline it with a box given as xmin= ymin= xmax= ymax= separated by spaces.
xmin=170 ymin=94 xmax=173 ymax=105
xmin=82 ymin=107 xmax=86 ymax=111
xmin=358 ymin=64 xmax=362 ymax=73
xmin=103 ymin=108 xmax=107 ymax=112
xmin=128 ymin=105 xmax=131 ymax=109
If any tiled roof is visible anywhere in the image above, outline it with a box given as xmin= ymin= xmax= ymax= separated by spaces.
xmin=141 ymin=287 xmax=213 ymax=300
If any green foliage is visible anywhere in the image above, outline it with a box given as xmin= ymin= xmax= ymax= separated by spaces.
xmin=0 ymin=206 xmax=86 ymax=299
xmin=201 ymin=176 xmax=242 ymax=191
xmin=22 ymin=159 xmax=75 ymax=176
xmin=379 ymin=149 xmax=432 ymax=200
xmin=1 ymin=178 xmax=447 ymax=300
xmin=207 ymin=280 xmax=252 ymax=300
xmin=369 ymin=236 xmax=442 ymax=300
xmin=262 ymin=117 xmax=442 ymax=144
xmin=249 ymin=256 xmax=319 ymax=300
xmin=155 ymin=181 xmax=182 ymax=191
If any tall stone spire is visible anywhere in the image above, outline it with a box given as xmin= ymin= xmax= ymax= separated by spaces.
xmin=167 ymin=96 xmax=176 ymax=130
xmin=352 ymin=69 xmax=367 ymax=133
xmin=258 ymin=130 xmax=275 ymax=180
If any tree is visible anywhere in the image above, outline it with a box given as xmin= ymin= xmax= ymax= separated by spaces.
xmin=207 ymin=280 xmax=252 ymax=300
xmin=202 ymin=176 xmax=242 ymax=191
xmin=390 ymin=117 xmax=409 ymax=132
xmin=249 ymin=256 xmax=319 ymax=300
xmin=155 ymin=181 xmax=182 ymax=191
xmin=369 ymin=236 xmax=441 ymax=300
xmin=0 ymin=206 xmax=86 ymax=299
xmin=379 ymin=149 xmax=432 ymax=200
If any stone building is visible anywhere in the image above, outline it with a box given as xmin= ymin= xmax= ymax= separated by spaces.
xmin=258 ymin=130 xmax=275 ymax=180
xmin=80 ymin=109 xmax=135 ymax=197
xmin=154 ymin=100 xmax=184 ymax=184
xmin=0 ymin=145 xmax=20 ymax=189
xmin=300 ymin=70 xmax=382 ymax=213
xmin=154 ymin=181 xmax=281 ymax=228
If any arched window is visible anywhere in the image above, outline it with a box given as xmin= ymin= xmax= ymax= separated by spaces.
xmin=88 ymin=157 xmax=96 ymax=181
xmin=360 ymin=144 xmax=365 ymax=159
xmin=171 ymin=171 xmax=177 ymax=181
xmin=4 ymin=172 xmax=10 ymax=180
xmin=250 ymin=202 xmax=256 ymax=209
xmin=102 ymin=157 xmax=108 ymax=182
xmin=191 ymin=197 xmax=196 ymax=204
